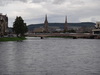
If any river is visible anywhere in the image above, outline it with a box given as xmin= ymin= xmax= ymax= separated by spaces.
xmin=0 ymin=37 xmax=100 ymax=75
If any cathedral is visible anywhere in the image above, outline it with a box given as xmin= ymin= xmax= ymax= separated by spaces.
xmin=64 ymin=16 xmax=68 ymax=32
xmin=0 ymin=13 xmax=8 ymax=36
xmin=43 ymin=15 xmax=68 ymax=33
xmin=44 ymin=14 xmax=49 ymax=33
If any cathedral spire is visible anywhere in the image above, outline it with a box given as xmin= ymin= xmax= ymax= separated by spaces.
xmin=44 ymin=14 xmax=48 ymax=33
xmin=64 ymin=16 xmax=68 ymax=32
xmin=45 ymin=14 xmax=48 ymax=23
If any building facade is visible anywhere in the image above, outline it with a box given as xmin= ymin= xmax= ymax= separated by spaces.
xmin=92 ymin=22 xmax=100 ymax=35
xmin=0 ymin=13 xmax=8 ymax=36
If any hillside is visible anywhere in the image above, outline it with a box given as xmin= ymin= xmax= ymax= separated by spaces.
xmin=28 ymin=22 xmax=95 ymax=31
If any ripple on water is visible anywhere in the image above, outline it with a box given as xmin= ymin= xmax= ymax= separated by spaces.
xmin=0 ymin=38 xmax=100 ymax=75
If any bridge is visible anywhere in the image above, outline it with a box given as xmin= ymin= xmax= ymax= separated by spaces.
xmin=26 ymin=33 xmax=100 ymax=39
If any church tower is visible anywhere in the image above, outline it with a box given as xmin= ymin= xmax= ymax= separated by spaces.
xmin=44 ymin=14 xmax=48 ymax=33
xmin=0 ymin=13 xmax=8 ymax=36
xmin=64 ymin=16 xmax=68 ymax=32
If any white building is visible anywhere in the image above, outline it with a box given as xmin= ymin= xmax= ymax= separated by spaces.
xmin=92 ymin=22 xmax=100 ymax=35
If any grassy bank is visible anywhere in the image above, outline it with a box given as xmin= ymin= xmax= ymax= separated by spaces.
xmin=0 ymin=37 xmax=26 ymax=42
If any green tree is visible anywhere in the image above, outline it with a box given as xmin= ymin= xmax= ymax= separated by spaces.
xmin=13 ymin=16 xmax=28 ymax=37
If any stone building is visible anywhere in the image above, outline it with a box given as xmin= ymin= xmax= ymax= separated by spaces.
xmin=44 ymin=15 xmax=49 ymax=33
xmin=92 ymin=22 xmax=100 ymax=35
xmin=0 ymin=13 xmax=8 ymax=36
xmin=34 ymin=27 xmax=44 ymax=33
xmin=64 ymin=16 xmax=68 ymax=32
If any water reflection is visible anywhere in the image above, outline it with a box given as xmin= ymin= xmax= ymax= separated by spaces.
xmin=0 ymin=37 xmax=100 ymax=75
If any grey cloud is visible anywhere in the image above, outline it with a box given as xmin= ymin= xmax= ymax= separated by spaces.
xmin=32 ymin=0 xmax=49 ymax=3
xmin=0 ymin=0 xmax=27 ymax=6
xmin=53 ymin=0 xmax=84 ymax=4
xmin=9 ymin=0 xmax=27 ymax=2
xmin=31 ymin=0 xmax=67 ymax=4
xmin=18 ymin=0 xmax=27 ymax=2
xmin=0 ymin=0 xmax=100 ymax=27
xmin=52 ymin=0 xmax=66 ymax=4
xmin=70 ymin=0 xmax=84 ymax=5
xmin=91 ymin=18 xmax=97 ymax=22
xmin=31 ymin=0 xmax=84 ymax=5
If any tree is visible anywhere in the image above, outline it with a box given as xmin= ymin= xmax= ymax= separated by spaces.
xmin=13 ymin=16 xmax=28 ymax=37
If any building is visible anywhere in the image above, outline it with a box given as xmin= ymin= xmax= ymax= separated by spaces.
xmin=92 ymin=22 xmax=100 ymax=35
xmin=44 ymin=15 xmax=49 ymax=33
xmin=0 ymin=13 xmax=8 ymax=36
xmin=34 ymin=27 xmax=44 ymax=33
xmin=64 ymin=16 xmax=68 ymax=32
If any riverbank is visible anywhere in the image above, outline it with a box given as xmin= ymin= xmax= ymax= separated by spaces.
xmin=0 ymin=37 xmax=26 ymax=42
xmin=27 ymin=33 xmax=100 ymax=39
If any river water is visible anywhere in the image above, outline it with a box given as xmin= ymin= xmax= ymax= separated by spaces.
xmin=0 ymin=37 xmax=100 ymax=75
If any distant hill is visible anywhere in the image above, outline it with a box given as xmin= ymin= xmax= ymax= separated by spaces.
xmin=28 ymin=22 xmax=96 ymax=31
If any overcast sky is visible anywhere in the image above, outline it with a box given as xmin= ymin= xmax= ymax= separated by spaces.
xmin=0 ymin=0 xmax=100 ymax=27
